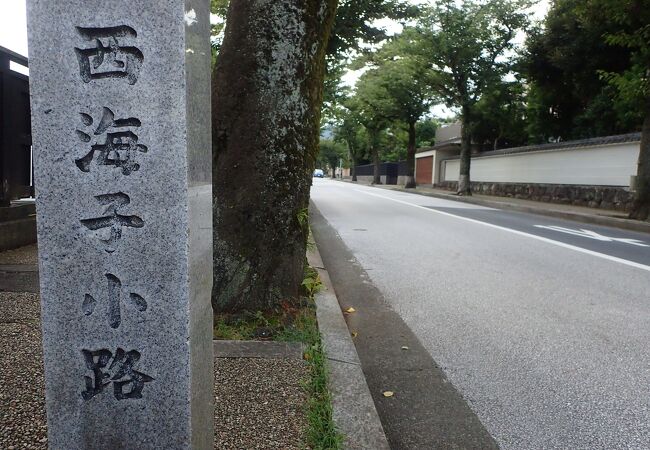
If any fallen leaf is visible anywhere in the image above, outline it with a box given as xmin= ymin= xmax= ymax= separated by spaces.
xmin=383 ymin=391 xmax=394 ymax=398
xmin=351 ymin=332 xmax=358 ymax=338
xmin=401 ymin=346 xmax=409 ymax=351
xmin=344 ymin=307 xmax=356 ymax=314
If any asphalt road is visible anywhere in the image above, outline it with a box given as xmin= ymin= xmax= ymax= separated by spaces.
xmin=310 ymin=179 xmax=650 ymax=450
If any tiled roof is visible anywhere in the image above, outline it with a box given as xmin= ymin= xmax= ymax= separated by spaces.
xmin=478 ymin=133 xmax=641 ymax=158
xmin=421 ymin=132 xmax=642 ymax=157
xmin=416 ymin=138 xmax=461 ymax=153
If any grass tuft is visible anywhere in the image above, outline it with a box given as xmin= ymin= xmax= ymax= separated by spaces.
xmin=213 ymin=263 xmax=342 ymax=449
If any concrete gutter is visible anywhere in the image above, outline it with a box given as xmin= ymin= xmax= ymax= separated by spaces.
xmin=307 ymin=244 xmax=390 ymax=450
xmin=376 ymin=184 xmax=650 ymax=235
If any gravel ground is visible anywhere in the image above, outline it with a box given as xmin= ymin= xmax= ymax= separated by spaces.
xmin=215 ymin=358 xmax=309 ymax=450
xmin=0 ymin=244 xmax=38 ymax=265
xmin=0 ymin=290 xmax=309 ymax=449
xmin=0 ymin=292 xmax=47 ymax=449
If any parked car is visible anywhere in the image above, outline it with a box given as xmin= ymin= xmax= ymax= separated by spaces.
xmin=313 ymin=169 xmax=324 ymax=178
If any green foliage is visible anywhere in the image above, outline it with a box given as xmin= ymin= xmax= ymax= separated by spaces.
xmin=523 ymin=0 xmax=642 ymax=141
xmin=318 ymin=139 xmax=348 ymax=174
xmin=327 ymin=0 xmax=421 ymax=59
xmin=346 ymin=68 xmax=399 ymax=166
xmin=416 ymin=119 xmax=438 ymax=147
xmin=213 ymin=310 xmax=284 ymax=340
xmin=299 ymin=263 xmax=342 ymax=449
xmin=578 ymin=0 xmax=650 ymax=108
xmin=364 ymin=33 xmax=436 ymax=126
xmin=334 ymin=107 xmax=369 ymax=164
xmin=470 ymin=81 xmax=528 ymax=150
xmin=380 ymin=127 xmax=408 ymax=161
xmin=304 ymin=334 xmax=343 ymax=450
xmin=210 ymin=0 xmax=229 ymax=64
xmin=301 ymin=265 xmax=323 ymax=298
xmin=213 ymin=262 xmax=342 ymax=448
xmin=413 ymin=0 xmax=531 ymax=112
xmin=353 ymin=69 xmax=397 ymax=132
xmin=210 ymin=0 xmax=228 ymax=16
xmin=297 ymin=208 xmax=310 ymax=231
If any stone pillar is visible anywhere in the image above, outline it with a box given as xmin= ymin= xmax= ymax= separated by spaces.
xmin=26 ymin=1 xmax=213 ymax=448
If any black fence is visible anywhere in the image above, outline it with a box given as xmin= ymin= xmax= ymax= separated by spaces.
xmin=354 ymin=161 xmax=409 ymax=184
xmin=0 ymin=47 xmax=32 ymax=207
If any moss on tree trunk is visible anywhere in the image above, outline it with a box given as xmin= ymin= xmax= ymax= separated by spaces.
xmin=211 ymin=0 xmax=338 ymax=313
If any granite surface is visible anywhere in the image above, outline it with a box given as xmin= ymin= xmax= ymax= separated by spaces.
xmin=26 ymin=1 xmax=213 ymax=448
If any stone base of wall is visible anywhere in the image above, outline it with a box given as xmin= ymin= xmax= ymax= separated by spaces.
xmin=352 ymin=175 xmax=409 ymax=185
xmin=436 ymin=181 xmax=635 ymax=212
xmin=355 ymin=175 xmax=389 ymax=185
xmin=0 ymin=209 xmax=37 ymax=251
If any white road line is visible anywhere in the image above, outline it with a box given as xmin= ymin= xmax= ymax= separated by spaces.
xmin=354 ymin=188 xmax=650 ymax=273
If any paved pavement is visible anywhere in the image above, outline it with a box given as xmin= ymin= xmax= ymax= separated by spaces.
xmin=373 ymin=182 xmax=650 ymax=235
xmin=310 ymin=178 xmax=650 ymax=449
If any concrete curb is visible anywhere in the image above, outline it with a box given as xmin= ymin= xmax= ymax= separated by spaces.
xmin=213 ymin=340 xmax=305 ymax=359
xmin=358 ymin=181 xmax=650 ymax=235
xmin=307 ymin=244 xmax=390 ymax=450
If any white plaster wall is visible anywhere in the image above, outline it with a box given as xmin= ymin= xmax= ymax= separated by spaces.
xmin=442 ymin=142 xmax=639 ymax=187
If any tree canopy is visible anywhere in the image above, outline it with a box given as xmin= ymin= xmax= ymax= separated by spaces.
xmin=211 ymin=0 xmax=419 ymax=61
xmin=327 ymin=0 xmax=420 ymax=59
xmin=409 ymin=0 xmax=531 ymax=193
xmin=523 ymin=0 xmax=641 ymax=142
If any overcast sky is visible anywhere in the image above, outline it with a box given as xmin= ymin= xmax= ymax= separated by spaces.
xmin=0 ymin=0 xmax=28 ymax=56
xmin=0 ymin=0 xmax=548 ymax=118
xmin=1 ymin=0 xmax=549 ymax=58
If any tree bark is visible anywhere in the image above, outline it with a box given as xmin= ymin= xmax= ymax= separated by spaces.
xmin=405 ymin=121 xmax=417 ymax=188
xmin=457 ymin=107 xmax=473 ymax=195
xmin=629 ymin=98 xmax=650 ymax=221
xmin=370 ymin=129 xmax=382 ymax=185
xmin=212 ymin=0 xmax=338 ymax=313
xmin=372 ymin=145 xmax=381 ymax=184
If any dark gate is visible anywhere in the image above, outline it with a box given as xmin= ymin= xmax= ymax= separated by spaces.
xmin=0 ymin=47 xmax=32 ymax=207
xmin=355 ymin=161 xmax=408 ymax=185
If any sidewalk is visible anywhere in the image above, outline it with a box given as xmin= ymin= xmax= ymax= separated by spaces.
xmin=342 ymin=180 xmax=650 ymax=234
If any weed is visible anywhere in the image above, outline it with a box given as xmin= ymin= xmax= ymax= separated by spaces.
xmin=212 ymin=262 xmax=342 ymax=449
xmin=302 ymin=265 xmax=323 ymax=297
xmin=297 ymin=207 xmax=309 ymax=230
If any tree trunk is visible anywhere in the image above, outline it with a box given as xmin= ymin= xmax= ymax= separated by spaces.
xmin=370 ymin=129 xmax=381 ymax=185
xmin=351 ymin=154 xmax=357 ymax=182
xmin=405 ymin=121 xmax=417 ymax=188
xmin=629 ymin=99 xmax=650 ymax=221
xmin=372 ymin=144 xmax=381 ymax=184
xmin=457 ymin=107 xmax=472 ymax=195
xmin=212 ymin=0 xmax=338 ymax=313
